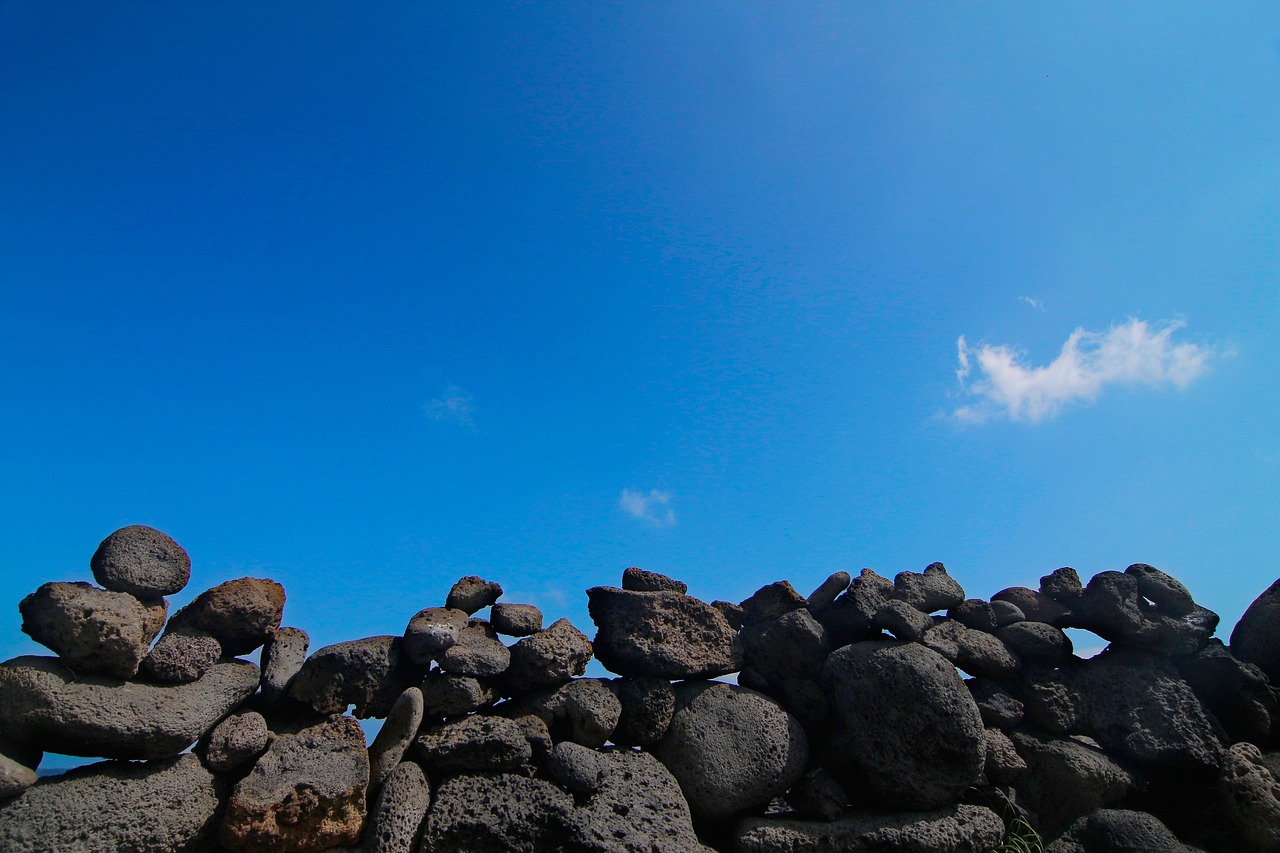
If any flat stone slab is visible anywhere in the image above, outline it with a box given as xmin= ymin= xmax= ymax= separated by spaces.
xmin=0 ymin=655 xmax=259 ymax=760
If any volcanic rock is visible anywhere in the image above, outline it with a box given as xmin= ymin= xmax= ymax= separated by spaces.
xmin=89 ymin=525 xmax=191 ymax=597
xmin=587 ymin=587 xmax=741 ymax=680
xmin=740 ymin=580 xmax=807 ymax=625
xmin=806 ymin=571 xmax=851 ymax=615
xmin=1231 ymin=577 xmax=1280 ymax=683
xmin=414 ymin=714 xmax=531 ymax=773
xmin=289 ymin=636 xmax=421 ymax=719
xmin=204 ymin=710 xmax=270 ymax=773
xmin=997 ymin=621 xmax=1073 ymax=667
xmin=893 ymin=562 xmax=965 ymax=613
xmin=500 ymin=617 xmax=593 ymax=693
xmin=368 ymin=687 xmax=423 ymax=791
xmin=622 ymin=566 xmax=688 ymax=594
xmin=1217 ymin=741 xmax=1280 ymax=852
xmin=1040 ymin=566 xmax=1084 ymax=606
xmin=362 ymin=760 xmax=430 ymax=853
xmin=261 ymin=625 xmax=310 ymax=705
xmin=1049 ymin=809 xmax=1196 ymax=853
xmin=1176 ymin=638 xmax=1275 ymax=745
xmin=142 ymin=628 xmax=221 ymax=683
xmin=420 ymin=772 xmax=577 ymax=851
xmin=421 ymin=671 xmax=498 ymax=717
xmin=735 ymin=804 xmax=1004 ymax=853
xmin=817 ymin=568 xmax=893 ymax=646
xmin=436 ymin=619 xmax=510 ymax=677
xmin=445 ymin=575 xmax=503 ymax=615
xmin=166 ymin=577 xmax=285 ymax=656
xmin=491 ymin=603 xmax=543 ymax=637
xmin=1125 ymin=563 xmax=1196 ymax=616
xmin=1012 ymin=730 xmax=1135 ymax=837
xmin=401 ymin=607 xmax=468 ymax=664
xmin=610 ymin=676 xmax=676 ymax=747
xmin=548 ymin=740 xmax=610 ymax=794
xmin=19 ymin=581 xmax=161 ymax=679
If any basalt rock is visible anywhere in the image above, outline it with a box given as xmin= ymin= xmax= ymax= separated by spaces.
xmin=289 ymin=636 xmax=422 ymax=719
xmin=166 ymin=576 xmax=285 ymax=656
xmin=1231 ymin=577 xmax=1280 ymax=683
xmin=587 ymin=587 xmax=741 ymax=680
xmin=19 ymin=581 xmax=161 ymax=679
xmin=735 ymin=804 xmax=1004 ymax=853
xmin=499 ymin=616 xmax=593 ymax=693
xmin=90 ymin=524 xmax=191 ymax=597
xmin=445 ymin=575 xmax=503 ymax=615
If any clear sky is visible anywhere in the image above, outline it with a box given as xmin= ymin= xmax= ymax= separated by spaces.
xmin=1 ymin=3 xmax=1277 ymax=672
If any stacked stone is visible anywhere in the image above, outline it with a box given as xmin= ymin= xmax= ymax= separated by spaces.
xmin=2 ymin=528 xmax=1280 ymax=852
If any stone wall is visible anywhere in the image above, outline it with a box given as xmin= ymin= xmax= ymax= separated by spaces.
xmin=1 ymin=524 xmax=1279 ymax=852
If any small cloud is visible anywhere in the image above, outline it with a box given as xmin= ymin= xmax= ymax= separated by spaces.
xmin=1019 ymin=296 xmax=1046 ymax=312
xmin=953 ymin=318 xmax=1213 ymax=424
xmin=423 ymin=384 xmax=475 ymax=428
xmin=619 ymin=488 xmax=677 ymax=528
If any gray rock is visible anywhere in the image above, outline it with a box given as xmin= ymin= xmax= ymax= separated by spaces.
xmin=204 ymin=710 xmax=270 ymax=773
xmin=610 ymin=677 xmax=675 ymax=747
xmin=1218 ymin=742 xmax=1280 ymax=852
xmin=1072 ymin=572 xmax=1147 ymax=641
xmin=893 ymin=562 xmax=965 ymax=613
xmin=548 ymin=741 xmax=610 ymax=794
xmin=806 ymin=571 xmax=851 ymax=615
xmin=142 ymin=628 xmax=221 ymax=683
xmin=655 ymin=681 xmax=808 ymax=822
xmin=220 ymin=714 xmax=369 ymax=852
xmin=997 ymin=621 xmax=1073 ymax=667
xmin=445 ymin=575 xmax=503 ymax=615
xmin=401 ymin=607 xmax=468 ymax=665
xmin=1019 ymin=664 xmax=1085 ymax=734
xmin=1125 ymin=563 xmax=1195 ymax=616
xmin=990 ymin=599 xmax=1026 ymax=626
xmin=992 ymin=586 xmax=1071 ymax=626
xmin=741 ymin=607 xmax=831 ymax=684
xmin=503 ymin=678 xmax=621 ymax=748
xmin=1233 ymin=577 xmax=1280 ymax=682
xmin=421 ymin=671 xmax=498 ymax=717
xmin=821 ymin=641 xmax=984 ymax=809
xmin=587 ymin=587 xmax=741 ymax=680
xmin=785 ymin=767 xmax=848 ymax=821
xmin=740 ymin=580 xmax=808 ymax=625
xmin=289 ymin=636 xmax=422 ymax=719
xmin=500 ymin=617 xmax=593 ymax=693
xmin=0 ymin=655 xmax=259 ymax=759
xmin=19 ymin=582 xmax=160 ymax=679
xmin=368 ymin=687 xmax=424 ymax=791
xmin=1177 ymin=638 xmax=1275 ymax=745
xmin=711 ymin=599 xmax=746 ymax=629
xmin=421 ymin=771 xmax=578 ymax=851
xmin=491 ymin=603 xmax=543 ymax=637
xmin=570 ymin=748 xmax=712 ymax=852
xmin=873 ymin=599 xmax=933 ymax=641
xmin=0 ymin=751 xmax=37 ymax=799
xmin=166 ymin=576 xmax=285 ymax=656
xmin=0 ymin=754 xmax=221 ymax=853
xmin=817 ymin=568 xmax=893 ymax=646
xmin=735 ymin=804 xmax=1004 ymax=853
xmin=261 ymin=625 xmax=310 ymax=705
xmin=511 ymin=713 xmax=553 ymax=764
xmin=1049 ymin=809 xmax=1195 ymax=853
xmin=984 ymin=727 xmax=1027 ymax=786
xmin=1012 ymin=729 xmax=1135 ymax=837
xmin=948 ymin=599 xmax=998 ymax=632
xmin=1131 ymin=604 xmax=1218 ymax=656
xmin=621 ymin=566 xmax=688 ymax=594
xmin=1040 ymin=566 xmax=1084 ymax=606
xmin=362 ymin=761 xmax=429 ymax=853
xmin=437 ymin=619 xmax=510 ymax=677
xmin=966 ymin=678 xmax=1024 ymax=729
xmin=923 ymin=619 xmax=1020 ymax=679
xmin=414 ymin=714 xmax=532 ymax=773
xmin=90 ymin=524 xmax=191 ymax=597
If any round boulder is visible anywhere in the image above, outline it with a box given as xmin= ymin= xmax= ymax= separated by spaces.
xmin=90 ymin=525 xmax=191 ymax=597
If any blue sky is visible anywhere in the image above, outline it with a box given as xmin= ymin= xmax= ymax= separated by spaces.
xmin=1 ymin=3 xmax=1277 ymax=674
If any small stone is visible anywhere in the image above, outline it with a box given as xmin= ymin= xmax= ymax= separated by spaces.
xmin=499 ymin=617 xmax=593 ymax=694
xmin=490 ymin=603 xmax=542 ymax=637
xmin=420 ymin=671 xmax=498 ymax=717
xmin=893 ymin=562 xmax=965 ymax=613
xmin=1040 ymin=566 xmax=1084 ymax=605
xmin=926 ymin=619 xmax=1020 ymax=680
xmin=1125 ymin=563 xmax=1195 ymax=616
xmin=992 ymin=586 xmax=1070 ymax=625
xmin=142 ymin=629 xmax=221 ymax=683
xmin=873 ymin=599 xmax=932 ymax=641
xmin=445 ymin=576 xmax=503 ymax=615
xmin=166 ymin=577 xmax=285 ymax=656
xmin=805 ymin=571 xmax=852 ymax=616
xmin=740 ymin=608 xmax=831 ymax=684
xmin=949 ymin=599 xmax=998 ymax=632
xmin=289 ymin=636 xmax=422 ymax=719
xmin=19 ymin=582 xmax=161 ymax=679
xmin=204 ymin=710 xmax=270 ymax=773
xmin=414 ymin=714 xmax=531 ymax=773
xmin=587 ymin=587 xmax=741 ymax=680
xmin=621 ymin=566 xmax=688 ymax=593
xmin=998 ymin=621 xmax=1073 ymax=667
xmin=609 ymin=677 xmax=675 ymax=747
xmin=401 ymin=607 xmax=468 ymax=664
xmin=437 ymin=619 xmax=510 ymax=678
xmin=260 ymin=626 xmax=309 ymax=706
xmin=368 ymin=687 xmax=424 ymax=791
xmin=548 ymin=741 xmax=610 ymax=794
xmin=90 ymin=525 xmax=191 ymax=597
xmin=362 ymin=761 xmax=430 ymax=853
xmin=739 ymin=581 xmax=807 ymax=625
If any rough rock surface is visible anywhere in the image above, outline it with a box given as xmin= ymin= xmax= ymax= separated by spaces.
xmin=786 ymin=767 xmax=849 ymax=821
xmin=502 ymin=678 xmax=622 ymax=748
xmin=588 ymin=587 xmax=742 ymax=679
xmin=261 ymin=625 xmax=310 ymax=705
xmin=401 ymin=607 xmax=468 ymax=665
xmin=548 ymin=740 xmax=611 ymax=794
xmin=0 ymin=753 xmax=221 ymax=853
xmin=367 ymin=687 xmax=423 ymax=791
xmin=491 ymin=602 xmax=543 ymax=637
xmin=500 ymin=617 xmax=594 ymax=693
xmin=1231 ymin=577 xmax=1280 ymax=683
xmin=992 ymin=586 xmax=1070 ymax=626
xmin=655 ymin=681 xmax=808 ymax=821
xmin=220 ymin=715 xmax=369 ymax=853
xmin=1217 ymin=742 xmax=1280 ymax=852
xmin=166 ymin=577 xmax=285 ymax=655
xmin=415 ymin=714 xmax=532 ymax=772
xmin=1048 ymin=809 xmax=1195 ymax=853
xmin=822 ymin=641 xmax=984 ymax=809
xmin=893 ymin=562 xmax=965 ymax=613
xmin=421 ymin=672 xmax=498 ymax=717
xmin=289 ymin=636 xmax=420 ymax=719
xmin=806 ymin=571 xmax=851 ymax=615
xmin=0 ymin=655 xmax=259 ymax=759
xmin=0 ymin=751 xmax=37 ymax=798
xmin=818 ymin=568 xmax=894 ymax=645
xmin=1012 ymin=730 xmax=1135 ymax=837
xmin=421 ymin=771 xmax=578 ymax=850
xmin=997 ymin=621 xmax=1072 ymax=667
xmin=571 ymin=748 xmax=711 ymax=852
xmin=362 ymin=760 xmax=430 ymax=853
xmin=622 ymin=566 xmax=688 ymax=594
xmin=436 ymin=618 xmax=510 ymax=677
xmin=1177 ymin=638 xmax=1275 ymax=745
xmin=90 ymin=524 xmax=191 ymax=597
xmin=735 ymin=804 xmax=1004 ymax=853
xmin=1125 ymin=563 xmax=1195 ymax=616
xmin=19 ymin=582 xmax=160 ymax=678
xmin=205 ymin=710 xmax=271 ymax=773
xmin=740 ymin=580 xmax=808 ymax=625
xmin=1040 ymin=566 xmax=1084 ymax=605
xmin=445 ymin=575 xmax=503 ymax=615
xmin=611 ymin=676 xmax=676 ymax=747
xmin=142 ymin=628 xmax=221 ymax=683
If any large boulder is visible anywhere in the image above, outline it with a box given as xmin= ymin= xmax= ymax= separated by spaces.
xmin=421 ymin=771 xmax=578 ymax=851
xmin=1048 ymin=809 xmax=1197 ymax=853
xmin=1011 ymin=730 xmax=1135 ymax=837
xmin=288 ymin=636 xmax=422 ymax=719
xmin=587 ymin=587 xmax=741 ymax=679
xmin=654 ymin=681 xmax=808 ymax=822
xmin=90 ymin=524 xmax=191 ymax=597
xmin=1217 ymin=742 xmax=1280 ymax=852
xmin=734 ymin=804 xmax=1004 ymax=852
xmin=1232 ymin=577 xmax=1280 ymax=683
xmin=821 ymin=641 xmax=984 ymax=809
xmin=1176 ymin=638 xmax=1275 ymax=745
xmin=19 ymin=582 xmax=161 ymax=678
xmin=570 ymin=748 xmax=713 ymax=852
xmin=0 ymin=655 xmax=259 ymax=759
xmin=0 ymin=754 xmax=221 ymax=853
xmin=220 ymin=715 xmax=369 ymax=853
xmin=165 ymin=577 xmax=285 ymax=655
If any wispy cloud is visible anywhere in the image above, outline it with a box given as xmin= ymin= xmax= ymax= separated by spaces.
xmin=423 ymin=384 xmax=475 ymax=428
xmin=1019 ymin=296 xmax=1045 ymax=312
xmin=619 ymin=488 xmax=677 ymax=528
xmin=953 ymin=318 xmax=1212 ymax=424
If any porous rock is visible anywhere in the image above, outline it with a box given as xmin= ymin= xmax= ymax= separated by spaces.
xmin=166 ymin=576 xmax=285 ymax=656
xmin=142 ymin=628 xmax=221 ymax=683
xmin=0 ymin=751 xmax=37 ymax=799
xmin=0 ymin=753 xmax=220 ymax=853
xmin=491 ymin=602 xmax=543 ymax=637
xmin=503 ymin=678 xmax=621 ymax=748
xmin=993 ymin=585 xmax=1071 ymax=625
xmin=1125 ymin=563 xmax=1195 ymax=616
xmin=966 ymin=678 xmax=1024 ymax=729
xmin=923 ymin=618 xmax=1020 ymax=679
xmin=90 ymin=524 xmax=191 ymax=597
xmin=655 ymin=681 xmax=808 ymax=822
xmin=735 ymin=804 xmax=1004 ymax=853
xmin=740 ymin=580 xmax=807 ymax=625
xmin=421 ymin=671 xmax=498 ymax=717
xmin=414 ymin=714 xmax=532 ymax=773
xmin=785 ymin=767 xmax=848 ymax=822
xmin=0 ymin=655 xmax=259 ymax=759
xmin=420 ymin=771 xmax=577 ymax=851
xmin=1040 ymin=566 xmax=1084 ymax=605
xmin=362 ymin=760 xmax=429 ymax=853
xmin=1019 ymin=664 xmax=1084 ymax=734
xmin=587 ymin=586 xmax=741 ymax=679
xmin=1048 ymin=809 xmax=1196 ymax=853
xmin=806 ymin=570 xmax=851 ymax=615
xmin=401 ymin=607 xmax=468 ymax=665
xmin=610 ymin=676 xmax=676 ymax=747
xmin=261 ymin=626 xmax=310 ymax=705
xmin=1176 ymin=638 xmax=1275 ymax=745
xmin=893 ymin=561 xmax=965 ymax=613
xmin=367 ymin=687 xmax=423 ymax=791
xmin=1217 ymin=741 xmax=1280 ymax=852
xmin=1071 ymin=571 xmax=1146 ymax=641
xmin=997 ymin=620 xmax=1073 ymax=667
xmin=220 ymin=714 xmax=369 ymax=853
xmin=1231 ymin=576 xmax=1280 ymax=683
xmin=821 ymin=640 xmax=984 ymax=809
xmin=740 ymin=607 xmax=831 ymax=684
xmin=445 ymin=575 xmax=503 ymax=615
xmin=818 ymin=568 xmax=893 ymax=646
xmin=571 ymin=748 xmax=711 ymax=852
xmin=500 ymin=617 xmax=593 ymax=693
xmin=873 ymin=599 xmax=933 ymax=642
xmin=19 ymin=581 xmax=160 ymax=679
xmin=289 ymin=636 xmax=422 ymax=719
xmin=948 ymin=598 xmax=998 ymax=632
xmin=1012 ymin=729 xmax=1135 ymax=837
xmin=984 ymin=727 xmax=1028 ymax=786
xmin=990 ymin=599 xmax=1025 ymax=626
xmin=622 ymin=566 xmax=688 ymax=594
xmin=205 ymin=710 xmax=270 ymax=773
xmin=548 ymin=740 xmax=610 ymax=794
xmin=437 ymin=618 xmax=510 ymax=678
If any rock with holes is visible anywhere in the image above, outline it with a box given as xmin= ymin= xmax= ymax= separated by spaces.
xmin=587 ymin=587 xmax=741 ymax=680
xmin=421 ymin=772 xmax=578 ymax=850
xmin=502 ymin=678 xmax=621 ymax=749
xmin=499 ymin=617 xmax=593 ymax=694
xmin=548 ymin=741 xmax=611 ymax=795
xmin=401 ymin=607 xmax=468 ymax=665
xmin=90 ymin=525 xmax=191 ymax=597
xmin=610 ymin=676 xmax=676 ymax=748
xmin=204 ymin=710 xmax=270 ymax=773
xmin=362 ymin=761 xmax=430 ymax=853
xmin=740 ymin=581 xmax=807 ymax=625
xmin=491 ymin=603 xmax=543 ymax=637
xmin=1012 ymin=730 xmax=1135 ymax=837
xmin=735 ymin=804 xmax=1004 ymax=853
xmin=570 ymin=748 xmax=713 ymax=851
xmin=436 ymin=619 xmax=510 ymax=678
xmin=19 ymin=581 xmax=162 ymax=679
xmin=414 ymin=714 xmax=531 ymax=773
xmin=1125 ymin=563 xmax=1195 ymax=616
xmin=622 ymin=566 xmax=688 ymax=594
xmin=261 ymin=626 xmax=310 ymax=706
xmin=289 ymin=636 xmax=421 ymax=719
xmin=1177 ymin=638 xmax=1275 ymax=745
xmin=992 ymin=586 xmax=1071 ymax=626
xmin=1048 ymin=809 xmax=1197 ymax=853
xmin=421 ymin=671 xmax=498 ymax=717
xmin=1231 ymin=577 xmax=1280 ymax=683
xmin=1217 ymin=742 xmax=1280 ymax=852
xmin=806 ymin=571 xmax=851 ymax=615
xmin=818 ymin=569 xmax=893 ymax=646
xmin=142 ymin=629 xmax=221 ymax=684
xmin=367 ymin=687 xmax=423 ymax=792
xmin=893 ymin=562 xmax=965 ymax=613
xmin=166 ymin=577 xmax=285 ymax=656
xmin=445 ymin=576 xmax=503 ymax=615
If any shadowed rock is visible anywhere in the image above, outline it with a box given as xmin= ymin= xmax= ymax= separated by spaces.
xmin=437 ymin=619 xmax=510 ymax=677
xmin=1012 ymin=730 xmax=1135 ymax=837
xmin=735 ymin=804 xmax=1004 ymax=853
xmin=740 ymin=580 xmax=807 ymax=625
xmin=204 ymin=710 xmax=270 ymax=773
xmin=445 ymin=576 xmax=503 ymax=615
xmin=261 ymin=626 xmax=310 ymax=705
xmin=367 ymin=687 xmax=423 ymax=791
xmin=415 ymin=715 xmax=532 ymax=773
xmin=1231 ymin=577 xmax=1280 ymax=683
xmin=818 ymin=568 xmax=893 ymax=646
xmin=610 ymin=676 xmax=676 ymax=747
xmin=893 ymin=562 xmax=965 ymax=613
xmin=491 ymin=603 xmax=543 ymax=637
xmin=362 ymin=761 xmax=429 ymax=853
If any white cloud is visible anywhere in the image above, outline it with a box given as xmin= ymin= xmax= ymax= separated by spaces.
xmin=423 ymin=384 xmax=475 ymax=428
xmin=619 ymin=488 xmax=677 ymax=528
xmin=1019 ymin=296 xmax=1046 ymax=312
xmin=953 ymin=318 xmax=1212 ymax=423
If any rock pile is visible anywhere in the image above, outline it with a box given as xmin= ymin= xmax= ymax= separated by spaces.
xmin=1 ymin=528 xmax=1279 ymax=852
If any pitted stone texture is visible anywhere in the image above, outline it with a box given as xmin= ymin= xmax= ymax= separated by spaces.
xmin=1132 ymin=604 xmax=1218 ymax=656
xmin=142 ymin=629 xmax=221 ymax=683
xmin=1048 ymin=809 xmax=1196 ymax=853
xmin=421 ymin=772 xmax=577 ymax=851
xmin=922 ymin=619 xmax=1020 ymax=679
xmin=1125 ymin=563 xmax=1195 ymax=616
xmin=948 ymin=598 xmax=998 ymax=632
xmin=822 ymin=641 xmax=984 ymax=810
xmin=711 ymin=600 xmax=746 ymax=630
xmin=437 ymin=619 xmax=510 ymax=677
xmin=503 ymin=678 xmax=621 ymax=748
xmin=806 ymin=571 xmax=851 ymax=615
xmin=401 ymin=607 xmax=468 ymax=665
xmin=0 ymin=655 xmax=259 ymax=759
xmin=362 ymin=761 xmax=429 ymax=853
xmin=490 ymin=603 xmax=543 ymax=637
xmin=893 ymin=562 xmax=965 ymax=613
xmin=740 ymin=580 xmax=808 ymax=625
xmin=655 ymin=681 xmax=808 ymax=822
xmin=19 ymin=581 xmax=160 ymax=678
xmin=992 ymin=586 xmax=1071 ymax=626
xmin=997 ymin=621 xmax=1073 ymax=667
xmin=1218 ymin=742 xmax=1280 ymax=852
xmin=587 ymin=587 xmax=741 ymax=679
xmin=166 ymin=576 xmax=285 ymax=656
xmin=500 ymin=617 xmax=593 ymax=694
xmin=966 ymin=678 xmax=1024 ymax=729
xmin=572 ymin=748 xmax=711 ymax=852
xmin=1040 ymin=566 xmax=1085 ymax=605
xmin=0 ymin=753 xmax=220 ymax=853
xmin=368 ymin=687 xmax=423 ymax=791
xmin=289 ymin=636 xmax=422 ymax=719
xmin=983 ymin=727 xmax=1027 ymax=786
xmin=548 ymin=741 xmax=610 ymax=794
xmin=220 ymin=715 xmax=369 ymax=853
xmin=261 ymin=626 xmax=310 ymax=705
xmin=414 ymin=714 xmax=532 ymax=772
xmin=445 ymin=575 xmax=503 ymax=615
xmin=785 ymin=767 xmax=848 ymax=821
xmin=205 ymin=710 xmax=271 ymax=773
xmin=622 ymin=566 xmax=688 ymax=594
xmin=735 ymin=804 xmax=1004 ymax=853
xmin=1072 ymin=571 xmax=1147 ymax=641
xmin=873 ymin=599 xmax=933 ymax=641
xmin=741 ymin=607 xmax=831 ymax=684
xmin=611 ymin=676 xmax=676 ymax=747
xmin=1012 ymin=730 xmax=1135 ymax=837
xmin=0 ymin=752 xmax=37 ymax=799
xmin=421 ymin=671 xmax=498 ymax=717
xmin=1231 ymin=577 xmax=1280 ymax=683
xmin=1019 ymin=664 xmax=1084 ymax=734
xmin=1177 ymin=638 xmax=1275 ymax=745
xmin=90 ymin=524 xmax=191 ymax=597
xmin=512 ymin=713 xmax=553 ymax=764
xmin=818 ymin=568 xmax=893 ymax=646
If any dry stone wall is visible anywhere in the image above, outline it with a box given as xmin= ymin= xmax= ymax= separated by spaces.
xmin=1 ymin=525 xmax=1279 ymax=852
